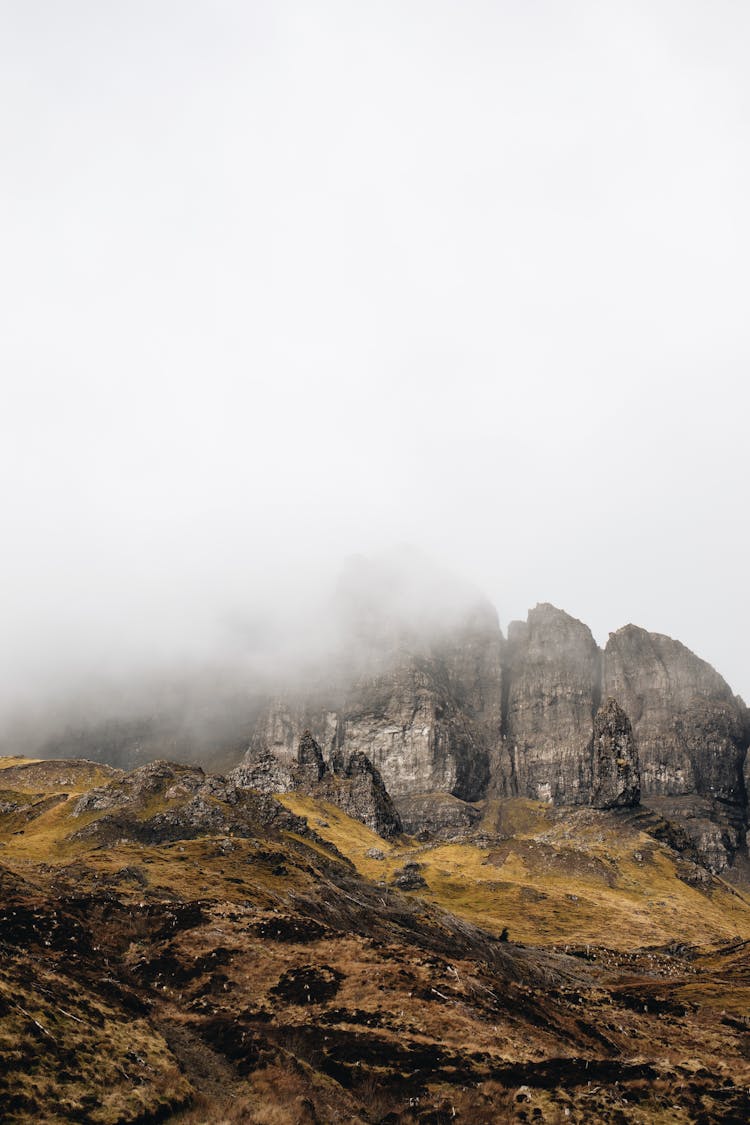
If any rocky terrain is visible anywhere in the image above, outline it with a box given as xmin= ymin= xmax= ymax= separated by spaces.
xmin=239 ymin=591 xmax=749 ymax=874
xmin=499 ymin=604 xmax=602 ymax=806
xmin=3 ymin=561 xmax=748 ymax=872
xmin=2 ymin=754 xmax=750 ymax=1123
xmin=230 ymin=730 xmax=402 ymax=837
xmin=603 ymin=626 xmax=749 ymax=870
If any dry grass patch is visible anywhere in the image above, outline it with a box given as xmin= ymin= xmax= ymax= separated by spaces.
xmin=0 ymin=957 xmax=190 ymax=1124
xmin=278 ymin=797 xmax=750 ymax=950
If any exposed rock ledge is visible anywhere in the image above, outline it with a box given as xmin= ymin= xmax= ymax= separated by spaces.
xmin=231 ymin=731 xmax=402 ymax=839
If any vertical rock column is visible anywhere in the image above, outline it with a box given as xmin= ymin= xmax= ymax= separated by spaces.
xmin=503 ymin=604 xmax=601 ymax=804
xmin=591 ymin=698 xmax=640 ymax=808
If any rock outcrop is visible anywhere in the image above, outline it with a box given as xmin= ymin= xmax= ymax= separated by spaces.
xmin=240 ymin=599 xmax=504 ymax=804
xmin=314 ymin=748 xmax=402 ymax=837
xmin=501 ymin=604 xmax=602 ymax=805
xmin=603 ymin=626 xmax=748 ymax=867
xmin=603 ymin=626 xmax=746 ymax=800
xmin=239 ymin=595 xmax=749 ymax=869
xmin=232 ymin=731 xmax=402 ymax=838
xmin=71 ymin=760 xmax=313 ymax=846
xmin=393 ymin=792 xmax=483 ymax=839
xmin=590 ymin=698 xmax=640 ymax=809
xmin=16 ymin=549 xmax=746 ymax=872
xmin=390 ymin=861 xmax=428 ymax=891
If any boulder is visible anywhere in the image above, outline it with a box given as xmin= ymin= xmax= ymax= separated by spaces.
xmin=393 ymin=792 xmax=482 ymax=839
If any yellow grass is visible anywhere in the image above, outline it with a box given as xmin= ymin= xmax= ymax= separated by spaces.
xmin=0 ymin=958 xmax=190 ymax=1124
xmin=280 ymin=794 xmax=750 ymax=949
xmin=3 ymin=769 xmax=750 ymax=952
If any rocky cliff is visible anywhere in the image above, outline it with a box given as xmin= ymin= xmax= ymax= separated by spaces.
xmin=239 ymin=598 xmax=504 ymax=806
xmin=603 ymin=626 xmax=746 ymax=801
xmin=500 ymin=604 xmax=602 ymax=804
xmin=238 ymin=587 xmax=748 ymax=871
xmin=232 ymin=730 xmax=402 ymax=838
xmin=13 ymin=552 xmax=744 ymax=872
xmin=603 ymin=626 xmax=748 ymax=869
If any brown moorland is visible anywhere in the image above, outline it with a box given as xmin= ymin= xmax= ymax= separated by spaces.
xmin=0 ymin=756 xmax=749 ymax=1124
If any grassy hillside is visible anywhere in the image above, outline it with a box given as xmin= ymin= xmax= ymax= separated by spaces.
xmin=1 ymin=758 xmax=749 ymax=1123
xmin=279 ymin=793 xmax=750 ymax=949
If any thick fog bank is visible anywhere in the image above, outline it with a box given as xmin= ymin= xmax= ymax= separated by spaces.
xmin=0 ymin=549 xmax=746 ymax=772
xmin=3 ymin=4 xmax=749 ymax=740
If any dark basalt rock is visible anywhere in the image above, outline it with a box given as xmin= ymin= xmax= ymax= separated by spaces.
xmin=229 ymin=752 xmax=293 ymax=796
xmin=591 ymin=698 xmax=640 ymax=809
xmin=231 ymin=733 xmax=402 ymax=839
xmin=315 ymin=749 xmax=402 ymax=837
xmin=297 ymin=730 xmax=327 ymax=784
xmin=500 ymin=604 xmax=602 ymax=805
xmin=393 ymin=792 xmax=482 ymax=839
xmin=604 ymin=626 xmax=748 ymax=868
xmin=70 ymin=763 xmax=313 ymax=846
xmin=390 ymin=862 xmax=428 ymax=891
xmin=640 ymin=794 xmax=743 ymax=875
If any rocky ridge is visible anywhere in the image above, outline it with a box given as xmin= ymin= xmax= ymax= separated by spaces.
xmin=230 ymin=730 xmax=401 ymax=838
xmin=239 ymin=599 xmax=749 ymax=872
xmin=603 ymin=625 xmax=748 ymax=866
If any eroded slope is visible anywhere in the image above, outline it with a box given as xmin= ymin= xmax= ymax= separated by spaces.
xmin=1 ymin=757 xmax=749 ymax=1124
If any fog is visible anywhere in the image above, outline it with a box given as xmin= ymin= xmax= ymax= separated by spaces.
xmin=2 ymin=1 xmax=749 ymax=742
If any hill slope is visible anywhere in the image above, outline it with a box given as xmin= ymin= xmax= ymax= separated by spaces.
xmin=1 ymin=757 xmax=749 ymax=1123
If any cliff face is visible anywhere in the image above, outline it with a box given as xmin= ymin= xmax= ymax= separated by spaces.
xmin=239 ymin=600 xmax=504 ymax=804
xmin=336 ymin=645 xmax=497 ymax=802
xmin=603 ymin=626 xmax=746 ymax=801
xmin=602 ymin=626 xmax=748 ymax=868
xmin=231 ymin=731 xmax=402 ymax=838
xmin=236 ymin=584 xmax=747 ymax=870
xmin=501 ymin=604 xmax=602 ymax=804
xmin=590 ymin=698 xmax=640 ymax=810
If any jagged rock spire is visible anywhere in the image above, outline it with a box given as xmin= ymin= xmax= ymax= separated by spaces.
xmin=591 ymin=698 xmax=640 ymax=809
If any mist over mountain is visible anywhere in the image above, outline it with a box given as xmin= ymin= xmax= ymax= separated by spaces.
xmin=2 ymin=3 xmax=750 ymax=730
xmin=3 ymin=543 xmax=748 ymax=728
xmin=3 ymin=549 xmax=747 ymax=881
xmin=3 ymin=5 xmax=750 ymax=1120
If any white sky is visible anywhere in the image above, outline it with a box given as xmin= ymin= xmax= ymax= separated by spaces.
xmin=1 ymin=0 xmax=749 ymax=708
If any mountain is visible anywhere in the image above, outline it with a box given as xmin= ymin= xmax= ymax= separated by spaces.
xmin=2 ymin=559 xmax=749 ymax=1121
xmin=237 ymin=564 xmax=748 ymax=875
xmin=5 ymin=557 xmax=749 ymax=875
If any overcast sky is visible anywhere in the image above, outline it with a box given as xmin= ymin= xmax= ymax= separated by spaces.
xmin=1 ymin=0 xmax=749 ymax=712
